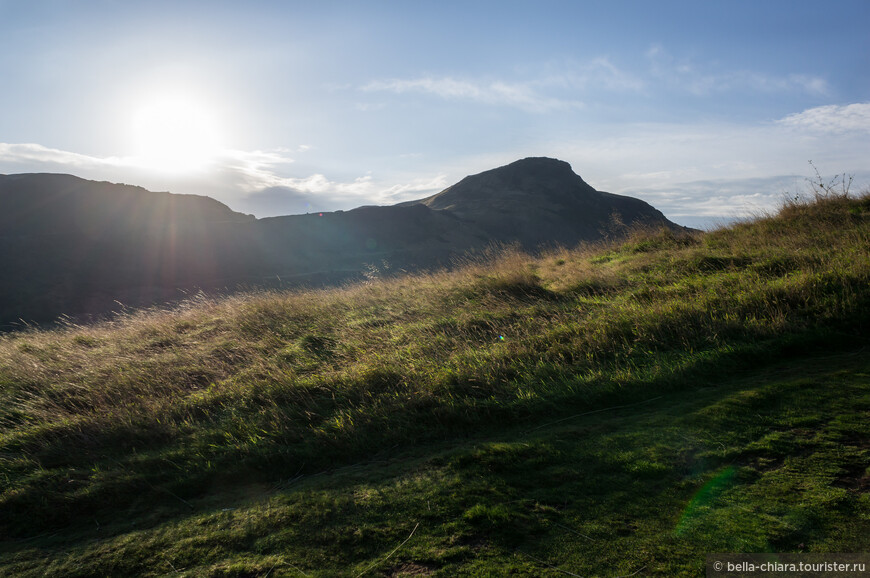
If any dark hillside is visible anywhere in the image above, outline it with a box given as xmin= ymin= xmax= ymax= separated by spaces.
xmin=0 ymin=160 xmax=687 ymax=327
xmin=0 ymin=174 xmax=261 ymax=327
xmin=0 ymin=173 xmax=253 ymax=234
xmin=254 ymin=203 xmax=478 ymax=278
xmin=408 ymin=157 xmax=686 ymax=248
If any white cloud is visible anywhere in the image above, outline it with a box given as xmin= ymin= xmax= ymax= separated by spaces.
xmin=777 ymin=103 xmax=870 ymax=133
xmin=360 ymin=47 xmax=831 ymax=122
xmin=279 ymin=174 xmax=374 ymax=195
xmin=362 ymin=76 xmax=584 ymax=113
xmin=645 ymin=43 xmax=830 ymax=96
xmin=0 ymin=142 xmax=124 ymax=169
xmin=380 ymin=174 xmax=449 ymax=201
xmin=632 ymin=176 xmax=806 ymax=218
xmin=359 ymin=55 xmax=652 ymax=113
xmin=582 ymin=57 xmax=646 ymax=93
xmin=526 ymin=57 xmax=646 ymax=95
xmin=217 ymin=148 xmax=297 ymax=191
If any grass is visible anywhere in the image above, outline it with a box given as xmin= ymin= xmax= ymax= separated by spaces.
xmin=0 ymin=189 xmax=869 ymax=575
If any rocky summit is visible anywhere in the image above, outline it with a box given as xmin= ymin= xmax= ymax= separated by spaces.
xmin=407 ymin=157 xmax=684 ymax=248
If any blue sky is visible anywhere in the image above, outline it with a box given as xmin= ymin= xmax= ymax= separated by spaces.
xmin=1 ymin=0 xmax=868 ymax=226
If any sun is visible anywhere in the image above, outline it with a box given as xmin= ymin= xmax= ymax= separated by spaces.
xmin=130 ymin=93 xmax=222 ymax=173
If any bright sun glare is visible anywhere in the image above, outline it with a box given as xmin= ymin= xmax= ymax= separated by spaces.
xmin=130 ymin=93 xmax=222 ymax=173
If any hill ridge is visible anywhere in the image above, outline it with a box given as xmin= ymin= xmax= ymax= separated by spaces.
xmin=406 ymin=156 xmax=683 ymax=248
xmin=0 ymin=158 xmax=684 ymax=327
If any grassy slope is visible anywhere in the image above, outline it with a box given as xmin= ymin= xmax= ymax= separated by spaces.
xmin=0 ymin=192 xmax=868 ymax=576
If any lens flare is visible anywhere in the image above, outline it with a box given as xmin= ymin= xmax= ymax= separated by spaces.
xmin=675 ymin=466 xmax=736 ymax=536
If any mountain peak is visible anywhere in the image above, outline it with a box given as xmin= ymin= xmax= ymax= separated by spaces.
xmin=412 ymin=157 xmax=596 ymax=213
xmin=407 ymin=156 xmax=683 ymax=249
xmin=495 ymin=156 xmax=575 ymax=175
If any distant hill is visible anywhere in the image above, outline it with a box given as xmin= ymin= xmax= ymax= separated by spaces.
xmin=0 ymin=174 xmax=261 ymax=328
xmin=404 ymin=157 xmax=683 ymax=248
xmin=0 ymin=158 xmax=687 ymax=328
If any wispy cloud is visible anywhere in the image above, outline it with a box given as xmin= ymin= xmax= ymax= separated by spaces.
xmin=361 ymin=47 xmax=830 ymax=118
xmin=634 ymin=176 xmax=806 ymax=218
xmin=0 ymin=143 xmax=124 ymax=169
xmin=645 ymin=44 xmax=830 ymax=96
xmin=361 ymin=76 xmax=584 ymax=113
xmin=777 ymin=103 xmax=870 ymax=133
xmin=216 ymin=149 xmax=380 ymax=207
xmin=524 ymin=57 xmax=645 ymax=95
xmin=380 ymin=174 xmax=449 ymax=201
xmin=580 ymin=57 xmax=646 ymax=93
xmin=237 ymin=173 xmax=450 ymax=216
xmin=273 ymin=174 xmax=374 ymax=196
xmin=359 ymin=56 xmax=650 ymax=113
xmin=217 ymin=148 xmax=297 ymax=191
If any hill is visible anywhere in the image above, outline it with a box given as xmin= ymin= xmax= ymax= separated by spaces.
xmin=0 ymin=174 xmax=260 ymax=328
xmin=405 ymin=157 xmax=683 ymax=247
xmin=0 ymin=159 xmax=685 ymax=328
xmin=0 ymin=188 xmax=867 ymax=575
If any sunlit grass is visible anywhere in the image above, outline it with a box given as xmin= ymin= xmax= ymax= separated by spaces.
xmin=1 ymin=189 xmax=868 ymax=575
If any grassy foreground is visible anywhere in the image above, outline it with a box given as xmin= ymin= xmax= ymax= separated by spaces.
xmin=1 ymin=191 xmax=869 ymax=576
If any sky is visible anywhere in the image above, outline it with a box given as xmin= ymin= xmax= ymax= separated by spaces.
xmin=1 ymin=0 xmax=868 ymax=227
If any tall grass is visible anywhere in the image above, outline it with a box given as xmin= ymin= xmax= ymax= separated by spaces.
xmin=0 ymin=190 xmax=868 ymax=541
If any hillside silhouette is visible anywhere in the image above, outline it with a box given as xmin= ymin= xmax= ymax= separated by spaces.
xmin=406 ymin=157 xmax=681 ymax=247
xmin=0 ymin=158 xmax=686 ymax=327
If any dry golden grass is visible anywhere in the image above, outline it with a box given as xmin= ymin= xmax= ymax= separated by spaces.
xmin=0 ymin=190 xmax=868 ymax=546
xmin=0 ymin=190 xmax=869 ymax=576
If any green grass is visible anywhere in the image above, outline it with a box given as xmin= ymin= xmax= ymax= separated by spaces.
xmin=1 ymin=191 xmax=869 ymax=575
